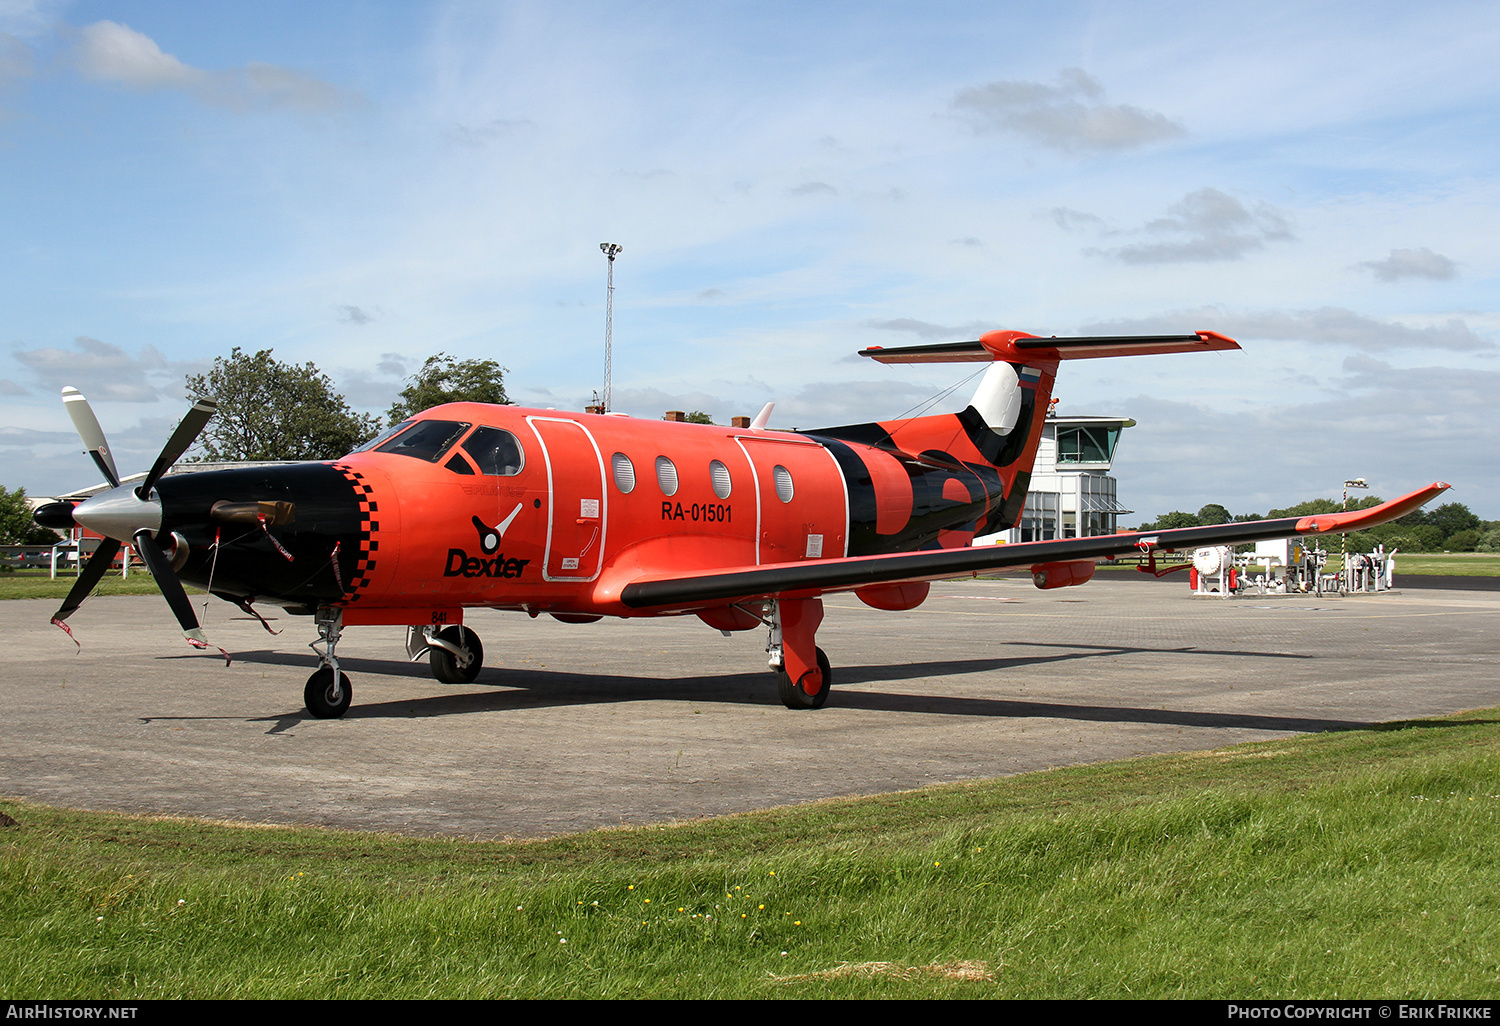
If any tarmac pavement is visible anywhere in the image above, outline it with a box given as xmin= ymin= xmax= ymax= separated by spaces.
xmin=1 ymin=576 xmax=1495 ymax=838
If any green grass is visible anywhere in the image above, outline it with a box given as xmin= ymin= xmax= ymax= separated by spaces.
xmin=1367 ymin=552 xmax=1500 ymax=576
xmin=0 ymin=570 xmax=196 ymax=600
xmin=4 ymin=709 xmax=1500 ymax=998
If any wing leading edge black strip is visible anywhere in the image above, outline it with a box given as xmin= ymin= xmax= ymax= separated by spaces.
xmin=859 ymin=334 xmax=1212 ymax=363
xmin=620 ymin=516 xmax=1307 ymax=609
xmin=1012 ymin=334 xmax=1203 ymax=349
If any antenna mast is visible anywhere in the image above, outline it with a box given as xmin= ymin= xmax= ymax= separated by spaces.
xmin=600 ymin=242 xmax=622 ymax=412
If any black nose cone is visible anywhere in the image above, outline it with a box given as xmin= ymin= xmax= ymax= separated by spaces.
xmin=34 ymin=501 xmax=77 ymax=530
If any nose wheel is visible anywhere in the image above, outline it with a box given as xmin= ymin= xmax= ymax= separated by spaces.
xmin=304 ymin=667 xmax=352 ymax=719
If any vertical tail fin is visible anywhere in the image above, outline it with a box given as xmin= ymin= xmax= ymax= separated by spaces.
xmin=837 ymin=329 xmax=1240 ymax=546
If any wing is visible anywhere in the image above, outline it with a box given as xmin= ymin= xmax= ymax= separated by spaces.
xmin=619 ymin=482 xmax=1449 ymax=611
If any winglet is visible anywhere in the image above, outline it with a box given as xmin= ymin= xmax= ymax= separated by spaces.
xmin=1296 ymin=482 xmax=1451 ymax=534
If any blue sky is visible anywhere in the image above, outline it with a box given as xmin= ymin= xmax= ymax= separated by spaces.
xmin=2 ymin=0 xmax=1496 ymax=522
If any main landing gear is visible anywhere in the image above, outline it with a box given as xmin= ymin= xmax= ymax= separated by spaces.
xmin=405 ymin=623 xmax=485 ymax=683
xmin=766 ymin=598 xmax=833 ymax=710
xmin=427 ymin=625 xmax=484 ymax=684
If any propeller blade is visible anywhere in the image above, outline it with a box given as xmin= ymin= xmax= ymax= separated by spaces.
xmin=53 ymin=537 xmax=122 ymax=623
xmin=137 ymin=397 xmax=218 ymax=498
xmin=62 ymin=386 xmax=120 ymax=489
xmin=132 ymin=529 xmax=204 ymax=641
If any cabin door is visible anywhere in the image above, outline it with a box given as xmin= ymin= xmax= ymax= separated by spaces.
xmin=526 ymin=417 xmax=607 ymax=582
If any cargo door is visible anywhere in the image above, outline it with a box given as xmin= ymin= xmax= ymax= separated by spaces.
xmin=734 ymin=436 xmax=848 ymax=565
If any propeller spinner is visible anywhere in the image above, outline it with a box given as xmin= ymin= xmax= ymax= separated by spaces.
xmin=50 ymin=389 xmax=222 ymax=654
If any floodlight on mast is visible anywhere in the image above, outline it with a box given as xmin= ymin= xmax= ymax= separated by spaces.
xmin=600 ymin=243 xmax=622 ymax=412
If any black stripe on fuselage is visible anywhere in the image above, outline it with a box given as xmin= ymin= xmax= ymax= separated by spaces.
xmin=805 ymin=432 xmax=1008 ymax=555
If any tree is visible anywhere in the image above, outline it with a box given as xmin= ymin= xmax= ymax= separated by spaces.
xmin=1445 ymin=529 xmax=1480 ymax=551
xmin=1139 ymin=510 xmax=1200 ymax=531
xmin=1426 ymin=502 xmax=1480 ymax=540
xmin=1268 ymin=497 xmax=1341 ymax=518
xmin=185 ymin=348 xmax=379 ymax=461
xmin=1196 ymin=503 xmax=1232 ymax=525
xmin=685 ymin=411 xmax=714 ymax=424
xmin=0 ymin=485 xmax=59 ymax=545
xmin=387 ymin=353 xmax=509 ymax=424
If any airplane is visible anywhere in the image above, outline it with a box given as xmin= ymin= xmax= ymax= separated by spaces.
xmin=33 ymin=328 xmax=1448 ymax=719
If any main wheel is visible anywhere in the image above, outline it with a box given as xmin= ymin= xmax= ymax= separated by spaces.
xmin=430 ymin=625 xmax=484 ymax=683
xmin=777 ymin=646 xmax=831 ymax=710
xmin=304 ymin=667 xmax=353 ymax=719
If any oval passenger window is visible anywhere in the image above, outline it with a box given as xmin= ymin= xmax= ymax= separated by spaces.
xmin=773 ymin=464 xmax=794 ymax=503
xmin=710 ymin=459 xmax=732 ymax=499
xmin=655 ymin=455 xmax=679 ymax=496
xmin=612 ymin=452 xmax=636 ymax=494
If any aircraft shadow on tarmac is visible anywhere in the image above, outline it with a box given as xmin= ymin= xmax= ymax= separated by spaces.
xmin=153 ymin=641 xmax=1407 ymax=738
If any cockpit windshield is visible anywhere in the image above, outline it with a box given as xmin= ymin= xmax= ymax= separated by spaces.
xmin=372 ymin=419 xmax=472 ymax=463
xmin=347 ymin=420 xmax=409 ymax=454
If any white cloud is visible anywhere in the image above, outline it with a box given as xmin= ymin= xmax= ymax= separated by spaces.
xmin=1081 ymin=307 xmax=1492 ymax=353
xmin=0 ymin=0 xmax=62 ymax=39
xmin=952 ymin=68 xmax=1186 ymax=152
xmin=1085 ymin=188 xmax=1295 ymax=264
xmin=240 ymin=61 xmax=345 ymax=113
xmin=71 ymin=20 xmax=354 ymax=113
xmin=787 ymin=181 xmax=836 ymax=197
xmin=1050 ymin=207 xmax=1107 ymax=232
xmin=0 ymin=425 xmax=77 ymax=445
xmin=73 ymin=20 xmax=203 ymax=90
xmin=1358 ymin=248 xmax=1458 ymax=282
xmin=12 ymin=336 xmax=194 ymax=402
xmin=1112 ymin=356 xmax=1498 ymax=522
xmin=864 ymin=318 xmax=995 ymax=341
xmin=446 ymin=118 xmax=536 ymax=147
xmin=0 ymin=30 xmax=29 ymax=84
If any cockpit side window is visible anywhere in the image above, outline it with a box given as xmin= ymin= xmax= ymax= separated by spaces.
xmin=462 ymin=426 xmax=526 ymax=476
xmin=374 ymin=420 xmax=471 ymax=463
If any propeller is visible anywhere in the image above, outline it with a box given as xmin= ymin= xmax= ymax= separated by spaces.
xmin=138 ymin=397 xmax=217 ymax=499
xmin=50 ymin=388 xmax=222 ymax=656
xmin=62 ymin=386 xmax=120 ymax=488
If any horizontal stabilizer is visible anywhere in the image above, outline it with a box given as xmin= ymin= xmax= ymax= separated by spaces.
xmin=861 ymin=330 xmax=1239 ymax=364
xmin=860 ymin=340 xmax=993 ymax=364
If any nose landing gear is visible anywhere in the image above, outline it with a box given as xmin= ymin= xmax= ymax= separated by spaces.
xmin=305 ymin=607 xmax=351 ymax=718
xmin=304 ymin=666 xmax=353 ymax=719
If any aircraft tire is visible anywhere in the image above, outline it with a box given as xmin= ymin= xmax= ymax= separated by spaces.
xmin=304 ymin=668 xmax=353 ymax=719
xmin=430 ymin=625 xmax=484 ymax=684
xmin=777 ymin=646 xmax=831 ymax=710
